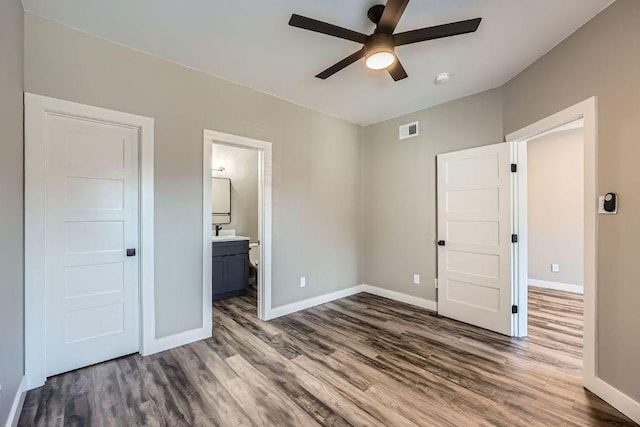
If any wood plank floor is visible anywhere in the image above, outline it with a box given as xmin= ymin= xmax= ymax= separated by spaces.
xmin=19 ymin=286 xmax=636 ymax=426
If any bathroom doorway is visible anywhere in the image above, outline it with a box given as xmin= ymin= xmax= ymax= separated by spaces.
xmin=203 ymin=130 xmax=273 ymax=321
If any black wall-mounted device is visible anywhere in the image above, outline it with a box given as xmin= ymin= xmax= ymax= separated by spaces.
xmin=603 ymin=193 xmax=617 ymax=213
xmin=599 ymin=192 xmax=618 ymax=215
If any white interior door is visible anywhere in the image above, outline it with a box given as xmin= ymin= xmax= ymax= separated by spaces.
xmin=45 ymin=113 xmax=140 ymax=376
xmin=437 ymin=142 xmax=514 ymax=336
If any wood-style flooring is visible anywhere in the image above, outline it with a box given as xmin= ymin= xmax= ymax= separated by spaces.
xmin=19 ymin=286 xmax=637 ymax=426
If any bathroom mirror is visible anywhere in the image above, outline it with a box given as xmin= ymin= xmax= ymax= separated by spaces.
xmin=212 ymin=177 xmax=231 ymax=224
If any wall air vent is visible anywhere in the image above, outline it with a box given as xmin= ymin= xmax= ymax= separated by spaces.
xmin=399 ymin=121 xmax=419 ymax=140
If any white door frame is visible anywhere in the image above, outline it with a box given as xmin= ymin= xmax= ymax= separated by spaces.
xmin=24 ymin=93 xmax=155 ymax=390
xmin=506 ymin=97 xmax=597 ymax=390
xmin=203 ymin=130 xmax=273 ymax=320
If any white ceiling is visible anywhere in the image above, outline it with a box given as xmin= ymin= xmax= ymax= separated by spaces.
xmin=22 ymin=0 xmax=614 ymax=125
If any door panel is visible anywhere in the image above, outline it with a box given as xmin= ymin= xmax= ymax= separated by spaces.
xmin=437 ymin=142 xmax=513 ymax=336
xmin=212 ymin=257 xmax=225 ymax=299
xmin=224 ymin=255 xmax=249 ymax=293
xmin=45 ymin=114 xmax=139 ymax=376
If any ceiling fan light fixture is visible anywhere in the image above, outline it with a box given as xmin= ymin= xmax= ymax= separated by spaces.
xmin=366 ymin=51 xmax=396 ymax=70
xmin=364 ymin=32 xmax=396 ymax=70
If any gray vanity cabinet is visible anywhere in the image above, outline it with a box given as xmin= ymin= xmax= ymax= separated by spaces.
xmin=212 ymin=240 xmax=249 ymax=301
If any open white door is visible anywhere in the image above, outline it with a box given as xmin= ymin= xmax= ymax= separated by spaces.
xmin=437 ymin=142 xmax=514 ymax=336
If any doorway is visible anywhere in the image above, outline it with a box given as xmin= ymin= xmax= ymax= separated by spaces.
xmin=202 ymin=130 xmax=273 ymax=321
xmin=508 ymin=97 xmax=598 ymax=391
xmin=525 ymin=119 xmax=585 ymax=375
xmin=24 ymin=93 xmax=155 ymax=390
xmin=436 ymin=98 xmax=597 ymax=390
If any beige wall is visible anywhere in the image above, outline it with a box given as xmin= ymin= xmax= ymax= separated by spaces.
xmin=363 ymin=89 xmax=504 ymax=301
xmin=0 ymin=0 xmax=24 ymax=424
xmin=23 ymin=13 xmax=364 ymax=338
xmin=212 ymin=144 xmax=259 ymax=242
xmin=504 ymin=0 xmax=640 ymax=401
xmin=528 ymin=128 xmax=584 ymax=286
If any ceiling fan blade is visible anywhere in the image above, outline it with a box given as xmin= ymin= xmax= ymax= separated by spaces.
xmin=377 ymin=0 xmax=410 ymax=34
xmin=316 ymin=49 xmax=365 ymax=79
xmin=394 ymin=18 xmax=482 ymax=46
xmin=388 ymin=59 xmax=408 ymax=81
xmin=289 ymin=14 xmax=368 ymax=44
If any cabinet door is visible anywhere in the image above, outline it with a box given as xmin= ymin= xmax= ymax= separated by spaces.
xmin=223 ymin=254 xmax=248 ymax=293
xmin=212 ymin=257 xmax=225 ymax=299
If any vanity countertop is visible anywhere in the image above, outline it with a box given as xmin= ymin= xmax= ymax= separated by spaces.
xmin=212 ymin=235 xmax=250 ymax=243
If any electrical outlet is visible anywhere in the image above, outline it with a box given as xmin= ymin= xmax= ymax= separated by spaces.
xmin=413 ymin=274 xmax=420 ymax=285
xmin=300 ymin=276 xmax=306 ymax=288
xmin=551 ymin=264 xmax=560 ymax=273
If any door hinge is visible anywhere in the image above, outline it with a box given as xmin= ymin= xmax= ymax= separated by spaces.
xmin=512 ymin=305 xmax=518 ymax=314
xmin=511 ymin=163 xmax=517 ymax=173
xmin=511 ymin=234 xmax=518 ymax=243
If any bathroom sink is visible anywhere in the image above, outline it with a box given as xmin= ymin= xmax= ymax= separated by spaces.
xmin=211 ymin=235 xmax=250 ymax=242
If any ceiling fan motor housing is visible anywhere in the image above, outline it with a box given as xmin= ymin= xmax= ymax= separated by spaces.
xmin=365 ymin=32 xmax=396 ymax=57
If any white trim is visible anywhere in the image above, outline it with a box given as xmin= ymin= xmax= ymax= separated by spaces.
xmin=141 ymin=327 xmax=212 ymax=356
xmin=265 ymin=284 xmax=437 ymax=320
xmin=511 ymin=140 xmax=527 ymax=337
xmin=360 ymin=284 xmax=438 ymax=311
xmin=528 ymin=279 xmax=584 ymax=294
xmin=507 ymin=96 xmax=598 ymax=391
xmin=4 ymin=376 xmax=27 ymax=427
xmin=138 ymin=110 xmax=156 ymax=357
xmin=24 ymin=93 xmax=155 ymax=388
xmin=202 ymin=141 xmax=214 ymax=337
xmin=269 ymin=286 xmax=363 ymax=319
xmin=592 ymin=378 xmax=640 ymax=425
xmin=203 ymin=130 xmax=273 ymax=321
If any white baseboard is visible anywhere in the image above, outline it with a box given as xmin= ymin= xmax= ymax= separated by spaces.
xmin=267 ymin=285 xmax=437 ymax=320
xmin=5 ymin=375 xmax=27 ymax=427
xmin=592 ymin=377 xmax=640 ymax=424
xmin=529 ymin=279 xmax=583 ymax=294
xmin=267 ymin=286 xmax=363 ymax=320
xmin=143 ymin=327 xmax=212 ymax=356
xmin=360 ymin=284 xmax=437 ymax=311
